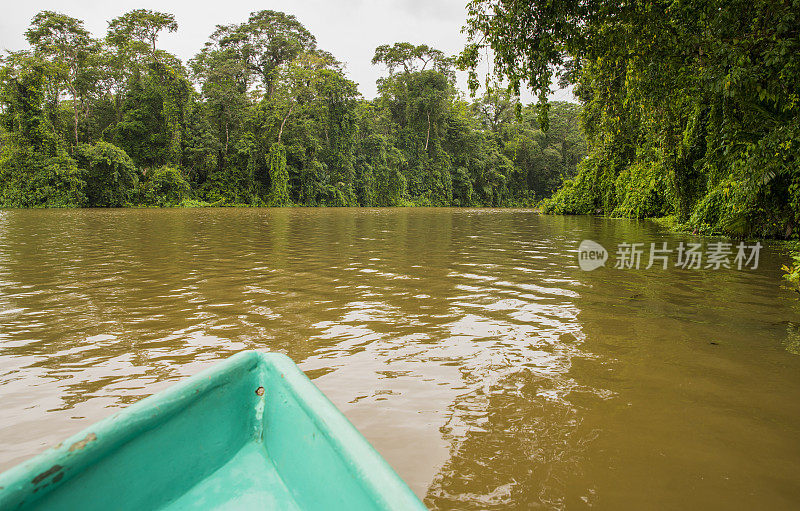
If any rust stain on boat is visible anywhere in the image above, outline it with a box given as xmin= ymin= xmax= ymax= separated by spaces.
xmin=32 ymin=465 xmax=62 ymax=485
xmin=68 ymin=433 xmax=97 ymax=452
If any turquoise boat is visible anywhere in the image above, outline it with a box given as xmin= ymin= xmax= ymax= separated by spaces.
xmin=0 ymin=351 xmax=427 ymax=510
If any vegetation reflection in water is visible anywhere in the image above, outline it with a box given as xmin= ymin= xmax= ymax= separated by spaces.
xmin=0 ymin=208 xmax=799 ymax=509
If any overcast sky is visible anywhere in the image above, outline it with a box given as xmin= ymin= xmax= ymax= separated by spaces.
xmin=0 ymin=0 xmax=574 ymax=102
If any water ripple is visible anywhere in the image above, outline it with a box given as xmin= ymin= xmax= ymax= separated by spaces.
xmin=0 ymin=208 xmax=798 ymax=509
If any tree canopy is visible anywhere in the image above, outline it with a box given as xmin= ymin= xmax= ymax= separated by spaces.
xmin=461 ymin=0 xmax=800 ymax=239
xmin=0 ymin=10 xmax=585 ymax=209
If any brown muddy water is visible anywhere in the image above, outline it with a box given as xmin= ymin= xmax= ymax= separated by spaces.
xmin=0 ymin=208 xmax=798 ymax=510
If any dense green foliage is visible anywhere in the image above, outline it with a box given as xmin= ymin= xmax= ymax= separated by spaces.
xmin=0 ymin=10 xmax=585 ymax=208
xmin=77 ymin=141 xmax=137 ymax=206
xmin=784 ymin=244 xmax=800 ymax=294
xmin=462 ymin=0 xmax=799 ymax=240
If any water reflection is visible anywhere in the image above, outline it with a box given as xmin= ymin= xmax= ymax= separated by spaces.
xmin=0 ymin=209 xmax=799 ymax=509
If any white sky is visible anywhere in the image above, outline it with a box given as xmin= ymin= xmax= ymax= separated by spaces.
xmin=0 ymin=0 xmax=575 ymax=102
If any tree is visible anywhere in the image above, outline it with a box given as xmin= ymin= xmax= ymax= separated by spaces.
xmin=318 ymin=69 xmax=359 ymax=205
xmin=25 ymin=11 xmax=97 ymax=148
xmin=214 ymin=10 xmax=316 ymax=98
xmin=107 ymin=9 xmax=177 ymax=63
xmin=104 ymin=10 xmax=188 ymax=169
xmin=472 ymin=85 xmax=517 ymax=135
xmin=373 ymin=43 xmax=457 ymax=204
xmin=273 ymin=52 xmax=332 ymax=144
xmin=76 ymin=141 xmax=137 ymax=206
xmin=268 ymin=142 xmax=289 ymax=205
xmin=372 ymin=42 xmax=452 ymax=76
xmin=190 ymin=44 xmax=249 ymax=160
xmin=138 ymin=165 xmax=190 ymax=206
xmin=0 ymin=52 xmax=85 ymax=206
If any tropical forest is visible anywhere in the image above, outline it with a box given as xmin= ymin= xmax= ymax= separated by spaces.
xmin=0 ymin=9 xmax=586 ymax=209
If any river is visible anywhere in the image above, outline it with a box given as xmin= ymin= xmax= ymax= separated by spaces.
xmin=0 ymin=208 xmax=798 ymax=509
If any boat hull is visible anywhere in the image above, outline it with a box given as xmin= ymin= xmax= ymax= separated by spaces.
xmin=0 ymin=351 xmax=427 ymax=510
